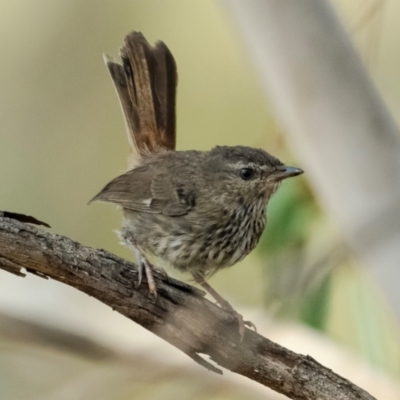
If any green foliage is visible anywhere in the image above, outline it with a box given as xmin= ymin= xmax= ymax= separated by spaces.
xmin=299 ymin=273 xmax=331 ymax=330
xmin=258 ymin=176 xmax=331 ymax=328
xmin=260 ymin=177 xmax=317 ymax=256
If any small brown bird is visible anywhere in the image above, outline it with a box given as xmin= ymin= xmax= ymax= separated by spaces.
xmin=91 ymin=32 xmax=303 ymax=337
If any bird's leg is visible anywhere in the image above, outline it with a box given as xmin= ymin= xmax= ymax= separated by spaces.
xmin=193 ymin=274 xmax=256 ymax=340
xmin=123 ymin=235 xmax=157 ymax=300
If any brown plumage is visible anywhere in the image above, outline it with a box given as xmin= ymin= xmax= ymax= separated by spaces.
xmin=92 ymin=31 xmax=303 ymax=339
xmin=104 ymin=31 xmax=177 ymax=166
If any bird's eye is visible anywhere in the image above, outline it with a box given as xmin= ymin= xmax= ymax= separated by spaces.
xmin=239 ymin=168 xmax=255 ymax=180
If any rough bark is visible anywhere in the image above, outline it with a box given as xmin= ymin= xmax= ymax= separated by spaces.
xmin=0 ymin=213 xmax=375 ymax=400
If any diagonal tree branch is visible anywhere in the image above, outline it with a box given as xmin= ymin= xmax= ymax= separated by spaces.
xmin=0 ymin=212 xmax=375 ymax=400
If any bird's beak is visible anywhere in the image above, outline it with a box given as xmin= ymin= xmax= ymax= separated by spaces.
xmin=271 ymin=165 xmax=304 ymax=181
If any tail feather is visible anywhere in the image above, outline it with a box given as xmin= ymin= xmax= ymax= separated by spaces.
xmin=104 ymin=32 xmax=177 ymax=167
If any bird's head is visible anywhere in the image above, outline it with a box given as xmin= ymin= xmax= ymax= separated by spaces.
xmin=204 ymin=146 xmax=303 ymax=205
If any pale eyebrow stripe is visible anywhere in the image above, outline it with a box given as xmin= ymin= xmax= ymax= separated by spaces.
xmin=227 ymin=162 xmax=257 ymax=169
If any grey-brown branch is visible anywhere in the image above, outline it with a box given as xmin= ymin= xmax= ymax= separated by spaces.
xmin=0 ymin=213 xmax=375 ymax=400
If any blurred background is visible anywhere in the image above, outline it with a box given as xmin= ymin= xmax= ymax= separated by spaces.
xmin=1 ymin=0 xmax=400 ymax=399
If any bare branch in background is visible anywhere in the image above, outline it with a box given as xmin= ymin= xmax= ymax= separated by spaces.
xmin=0 ymin=214 xmax=375 ymax=400
xmin=222 ymin=0 xmax=400 ymax=316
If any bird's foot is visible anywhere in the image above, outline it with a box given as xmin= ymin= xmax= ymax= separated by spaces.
xmin=193 ymin=275 xmax=256 ymax=340
xmin=236 ymin=313 xmax=257 ymax=339
xmin=217 ymin=298 xmax=257 ymax=341
xmin=136 ymin=256 xmax=157 ymax=301
xmin=122 ymin=233 xmax=158 ymax=301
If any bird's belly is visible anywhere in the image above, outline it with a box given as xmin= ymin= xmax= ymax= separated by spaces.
xmin=123 ymin=201 xmax=266 ymax=275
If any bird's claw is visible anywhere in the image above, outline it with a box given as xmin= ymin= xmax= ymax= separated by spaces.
xmin=135 ymin=262 xmax=143 ymax=288
xmin=135 ymin=259 xmax=158 ymax=302
xmin=244 ymin=319 xmax=257 ymax=332
xmin=235 ymin=313 xmax=257 ymax=341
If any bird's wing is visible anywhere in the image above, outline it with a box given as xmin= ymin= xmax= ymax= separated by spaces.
xmin=90 ymin=164 xmax=195 ymax=216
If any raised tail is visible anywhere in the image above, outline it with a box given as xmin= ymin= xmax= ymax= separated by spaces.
xmin=104 ymin=31 xmax=177 ymax=166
